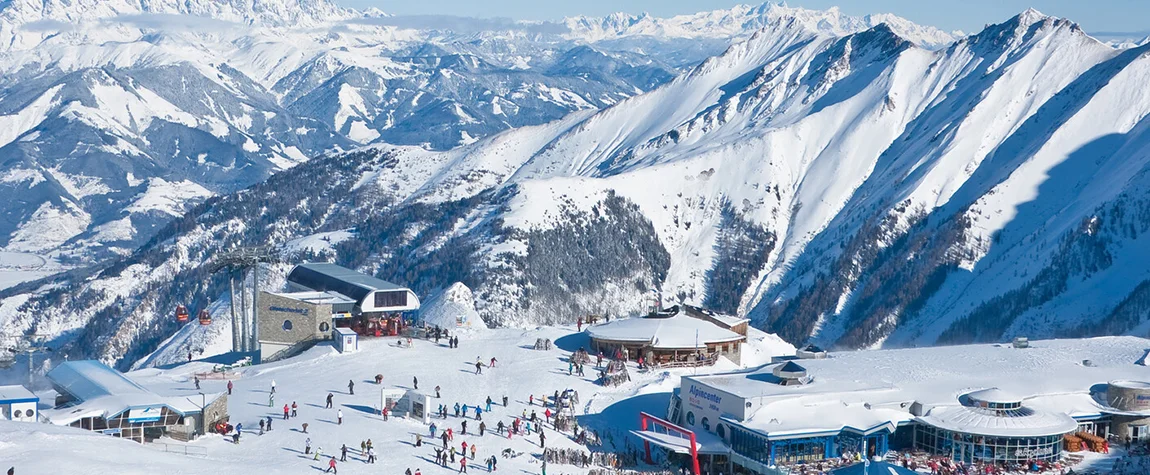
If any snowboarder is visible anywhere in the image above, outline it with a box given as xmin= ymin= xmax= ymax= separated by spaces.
xmin=270 ymin=380 xmax=276 ymax=394
xmin=194 ymin=376 xmax=200 ymax=389
xmin=341 ymin=444 xmax=348 ymax=462
xmin=435 ymin=385 xmax=442 ymax=398
xmin=337 ymin=409 xmax=343 ymax=425
xmin=326 ymin=393 xmax=334 ymax=408
xmin=292 ymin=402 xmax=298 ymax=417
xmin=305 ymin=438 xmax=312 ymax=454
xmin=259 ymin=419 xmax=265 ymax=435
xmin=283 ymin=404 xmax=290 ymax=420
xmin=227 ymin=380 xmax=233 ymax=395
xmin=348 ymin=380 xmax=354 ymax=395
xmin=326 ymin=457 xmax=337 ymax=473
xmin=413 ymin=376 xmax=419 ymax=390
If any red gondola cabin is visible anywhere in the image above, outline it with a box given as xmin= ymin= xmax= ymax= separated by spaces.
xmin=175 ymin=305 xmax=189 ymax=323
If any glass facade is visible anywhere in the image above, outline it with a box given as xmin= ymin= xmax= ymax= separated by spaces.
xmin=727 ymin=424 xmax=891 ymax=466
xmin=913 ymin=425 xmax=1063 ymax=463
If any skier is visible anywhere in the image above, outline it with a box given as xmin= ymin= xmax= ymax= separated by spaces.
xmin=502 ymin=396 xmax=508 ymax=407
xmin=259 ymin=419 xmax=265 ymax=435
xmin=487 ymin=457 xmax=494 ymax=472
xmin=283 ymin=404 xmax=290 ymax=420
xmin=268 ymin=392 xmax=274 ymax=407
xmin=455 ymin=403 xmax=461 ymax=417
xmin=341 ymin=444 xmax=348 ymax=462
xmin=475 ymin=361 xmax=483 ymax=375
xmin=305 ymin=438 xmax=312 ymax=454
xmin=462 ymin=441 xmax=468 ymax=454
xmin=337 ymin=409 xmax=343 ymax=425
xmin=431 ymin=423 xmax=438 ymax=438
xmin=367 ymin=447 xmax=376 ymax=463
xmin=460 ymin=457 xmax=468 ymax=473
xmin=529 ymin=395 xmax=534 ymax=406
xmin=442 ymin=431 xmax=449 ymax=448
xmin=194 ymin=376 xmax=200 ymax=390
xmin=292 ymin=401 xmax=298 ymax=417
xmin=486 ymin=397 xmax=492 ymax=412
xmin=236 ymin=422 xmax=243 ymax=434
xmin=490 ymin=357 xmax=497 ymax=368
xmin=491 ymin=456 xmax=498 ymax=471
xmin=270 ymin=380 xmax=276 ymax=394
xmin=348 ymin=379 xmax=354 ymax=395
xmin=266 ymin=415 xmax=272 ymax=431
xmin=436 ymin=385 xmax=442 ymax=398
xmin=462 ymin=420 xmax=468 ymax=435
xmin=545 ymin=408 xmax=551 ymax=424
xmin=326 ymin=457 xmax=337 ymax=474
xmin=479 ymin=421 xmax=486 ymax=436
xmin=227 ymin=380 xmax=233 ymax=395
xmin=313 ymin=446 xmax=323 ymax=461
xmin=496 ymin=421 xmax=505 ymax=435
xmin=360 ymin=440 xmax=367 ymax=457
xmin=414 ymin=376 xmax=419 ymax=390
xmin=475 ymin=406 xmax=483 ymax=420
xmin=232 ymin=431 xmax=240 ymax=444
xmin=383 ymin=405 xmax=390 ymax=420
xmin=470 ymin=443 xmax=477 ymax=459
xmin=539 ymin=430 xmax=546 ymax=448
xmin=326 ymin=393 xmax=334 ymax=409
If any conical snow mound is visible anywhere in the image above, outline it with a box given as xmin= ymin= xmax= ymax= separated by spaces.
xmin=418 ymin=283 xmax=487 ymax=330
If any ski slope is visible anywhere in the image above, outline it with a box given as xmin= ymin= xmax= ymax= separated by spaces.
xmin=3 ymin=326 xmax=794 ymax=473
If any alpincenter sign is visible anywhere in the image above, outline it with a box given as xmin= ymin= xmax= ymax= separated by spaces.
xmin=687 ymin=384 xmax=723 ymax=412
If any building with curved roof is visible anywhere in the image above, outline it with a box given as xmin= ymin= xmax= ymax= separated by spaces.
xmin=643 ymin=336 xmax=1150 ymax=473
xmin=587 ymin=305 xmax=747 ymax=365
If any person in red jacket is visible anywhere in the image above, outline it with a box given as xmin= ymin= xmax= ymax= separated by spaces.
xmin=227 ymin=380 xmax=233 ymax=395
xmin=326 ymin=457 xmax=338 ymax=473
xmin=283 ymin=404 xmax=290 ymax=420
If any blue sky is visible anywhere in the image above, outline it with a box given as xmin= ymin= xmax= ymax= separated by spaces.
xmin=335 ymin=1 xmax=1149 ymax=35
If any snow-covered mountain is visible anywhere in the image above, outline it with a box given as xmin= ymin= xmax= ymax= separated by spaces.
xmin=0 ymin=0 xmax=950 ymax=263
xmin=16 ymin=7 xmax=1150 ymax=369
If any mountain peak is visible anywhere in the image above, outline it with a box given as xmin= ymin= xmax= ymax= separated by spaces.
xmin=0 ymin=0 xmax=359 ymax=28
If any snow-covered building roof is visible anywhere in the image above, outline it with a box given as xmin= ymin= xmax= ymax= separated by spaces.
xmin=587 ymin=307 xmax=745 ymax=349
xmin=271 ymin=291 xmax=356 ymax=306
xmin=287 ymin=263 xmax=420 ymax=313
xmin=44 ymin=361 xmax=221 ymax=426
xmin=0 ymin=385 xmax=37 ymax=403
xmin=687 ymin=336 xmax=1150 ymax=439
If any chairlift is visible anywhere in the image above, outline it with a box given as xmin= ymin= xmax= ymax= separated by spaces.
xmin=176 ymin=305 xmax=190 ymax=323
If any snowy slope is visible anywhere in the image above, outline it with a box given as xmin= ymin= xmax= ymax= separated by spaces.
xmin=5 ymin=325 xmax=795 ymax=473
xmin=8 ymin=9 xmax=1150 ymax=368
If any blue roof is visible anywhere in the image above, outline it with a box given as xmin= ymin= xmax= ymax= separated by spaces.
xmin=47 ymin=360 xmax=152 ymax=402
xmin=831 ymin=461 xmax=918 ymax=475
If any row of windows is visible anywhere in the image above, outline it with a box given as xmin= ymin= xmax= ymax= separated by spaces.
xmin=10 ymin=409 xmax=33 ymax=418
xmin=914 ymin=425 xmax=1062 ymax=463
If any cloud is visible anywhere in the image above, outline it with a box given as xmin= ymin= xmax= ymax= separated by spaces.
xmin=345 ymin=14 xmax=570 ymax=35
xmin=101 ymin=14 xmax=241 ymax=33
xmin=18 ymin=19 xmax=76 ymax=33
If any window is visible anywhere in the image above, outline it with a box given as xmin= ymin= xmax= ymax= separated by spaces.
xmin=701 ymin=417 xmax=710 ymax=431
xmin=717 ymin=424 xmax=726 ymax=440
xmin=686 ymin=411 xmax=695 ymax=426
xmin=282 ymin=320 xmax=293 ymax=331
xmin=374 ymin=291 xmax=408 ymax=308
xmin=319 ymin=322 xmax=330 ymax=332
xmin=13 ymin=410 xmax=22 ymax=418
